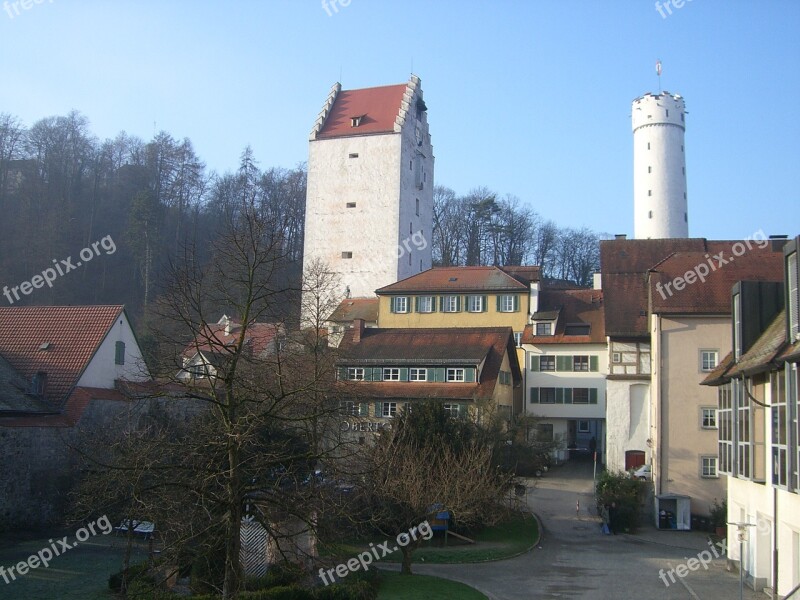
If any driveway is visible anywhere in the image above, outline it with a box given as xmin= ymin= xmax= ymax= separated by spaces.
xmin=411 ymin=459 xmax=761 ymax=600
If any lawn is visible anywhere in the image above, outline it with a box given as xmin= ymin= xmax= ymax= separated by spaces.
xmin=0 ymin=532 xmax=148 ymax=600
xmin=377 ymin=571 xmax=488 ymax=599
xmin=325 ymin=511 xmax=538 ymax=565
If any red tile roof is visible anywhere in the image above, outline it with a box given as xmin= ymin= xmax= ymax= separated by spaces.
xmin=376 ymin=266 xmax=530 ymax=294
xmin=183 ymin=321 xmax=283 ymax=359
xmin=316 ymin=84 xmax=408 ymax=139
xmin=328 ymin=298 xmax=379 ymax=323
xmin=601 ymin=239 xmax=785 ymax=337
xmin=727 ymin=310 xmax=786 ymax=377
xmin=522 ymin=289 xmax=605 ymax=344
xmin=0 ymin=386 xmax=126 ymax=427
xmin=0 ymin=305 xmax=124 ymax=407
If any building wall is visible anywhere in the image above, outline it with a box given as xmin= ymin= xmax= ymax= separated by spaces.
xmin=78 ymin=311 xmax=150 ymax=387
xmin=654 ymin=315 xmax=728 ymax=515
xmin=632 ymin=92 xmax=688 ymax=239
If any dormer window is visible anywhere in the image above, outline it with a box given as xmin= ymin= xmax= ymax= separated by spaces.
xmin=31 ymin=371 xmax=47 ymax=397
xmin=535 ymin=322 xmax=552 ymax=336
xmin=350 ymin=115 xmax=364 ymax=127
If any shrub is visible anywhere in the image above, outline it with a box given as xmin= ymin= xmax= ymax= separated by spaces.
xmin=108 ymin=561 xmax=151 ymax=592
xmin=595 ymin=470 xmax=647 ymax=533
xmin=242 ymin=585 xmax=314 ymax=600
xmin=245 ymin=562 xmax=307 ymax=591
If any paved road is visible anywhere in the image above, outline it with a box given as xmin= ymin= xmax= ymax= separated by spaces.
xmin=412 ymin=459 xmax=760 ymax=600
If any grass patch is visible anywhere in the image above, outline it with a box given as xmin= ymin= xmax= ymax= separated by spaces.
xmin=377 ymin=571 xmax=487 ymax=599
xmin=324 ymin=512 xmax=537 ymax=565
xmin=0 ymin=533 xmax=148 ymax=600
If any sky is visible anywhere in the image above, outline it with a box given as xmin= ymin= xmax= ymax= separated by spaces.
xmin=1 ymin=0 xmax=798 ymax=240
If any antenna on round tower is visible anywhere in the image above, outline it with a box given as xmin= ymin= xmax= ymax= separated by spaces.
xmin=656 ymin=59 xmax=662 ymax=93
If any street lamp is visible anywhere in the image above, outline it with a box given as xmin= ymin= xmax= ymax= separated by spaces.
xmin=729 ymin=521 xmax=755 ymax=600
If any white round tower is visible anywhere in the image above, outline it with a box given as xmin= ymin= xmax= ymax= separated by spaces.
xmin=632 ymin=92 xmax=688 ymax=239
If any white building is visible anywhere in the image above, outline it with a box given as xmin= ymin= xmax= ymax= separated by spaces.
xmin=632 ymin=92 xmax=688 ymax=239
xmin=302 ymin=75 xmax=434 ymax=312
xmin=522 ymin=288 xmax=607 ymax=462
xmin=703 ymin=236 xmax=800 ymax=597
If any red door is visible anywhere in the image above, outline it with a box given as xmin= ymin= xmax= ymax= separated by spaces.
xmin=625 ymin=450 xmax=646 ymax=471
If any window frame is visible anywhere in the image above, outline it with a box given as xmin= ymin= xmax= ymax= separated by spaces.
xmin=392 ymin=296 xmax=409 ymax=313
xmin=115 ymin=341 xmax=126 ymax=365
xmin=446 ymin=368 xmax=465 ymax=382
xmin=442 ymin=295 xmax=460 ymax=313
xmin=416 ymin=295 xmax=435 ymax=313
xmin=347 ymin=367 xmax=365 ymax=381
xmin=466 ymin=294 xmax=486 ymax=313
xmin=539 ymin=387 xmax=556 ymax=404
xmin=572 ymin=388 xmax=590 ymax=404
xmin=701 ymin=407 xmax=717 ymax=429
xmin=409 ymin=367 xmax=427 ymax=382
xmin=535 ymin=322 xmax=552 ymax=336
xmin=540 ymin=356 xmax=555 ymax=371
xmin=573 ymin=355 xmax=589 ymax=372
xmin=700 ymin=349 xmax=719 ymax=373
xmin=578 ymin=420 xmax=590 ymax=433
xmin=383 ymin=368 xmax=401 ymax=381
xmin=498 ymin=294 xmax=519 ymax=313
xmin=381 ymin=402 xmax=397 ymax=418
xmin=701 ymin=455 xmax=719 ymax=478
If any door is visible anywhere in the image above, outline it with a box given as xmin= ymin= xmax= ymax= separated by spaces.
xmin=625 ymin=450 xmax=646 ymax=470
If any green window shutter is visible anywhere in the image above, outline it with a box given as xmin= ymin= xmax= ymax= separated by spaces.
xmin=337 ymin=367 xmax=347 ymax=380
xmin=496 ymin=295 xmax=501 ymax=312
xmin=556 ymin=356 xmax=571 ymax=371
xmin=435 ymin=368 xmax=446 ymax=382
xmin=399 ymin=368 xmax=409 ymax=381
xmin=482 ymin=295 xmax=488 ymax=312
xmin=375 ymin=402 xmax=383 ymax=416
xmin=373 ymin=367 xmax=383 ymax=381
xmin=359 ymin=403 xmax=369 ymax=416
xmin=513 ymin=295 xmax=520 ymax=312
xmin=459 ymin=404 xmax=468 ymax=418
xmin=530 ymin=356 xmax=540 ymax=371
xmin=563 ymin=388 xmax=573 ymax=404
xmin=555 ymin=388 xmax=564 ymax=403
xmin=465 ymin=368 xmax=476 ymax=383
xmin=590 ymin=355 xmax=599 ymax=372
xmin=589 ymin=388 xmax=598 ymax=404
xmin=427 ymin=367 xmax=436 ymax=381
xmin=456 ymin=296 xmax=462 ymax=312
xmin=390 ymin=297 xmax=396 ymax=313
xmin=414 ymin=297 xmax=420 ymax=312
xmin=363 ymin=368 xmax=373 ymax=381
xmin=431 ymin=296 xmax=437 ymax=312
xmin=530 ymin=388 xmax=540 ymax=403
xmin=439 ymin=296 xmax=444 ymax=312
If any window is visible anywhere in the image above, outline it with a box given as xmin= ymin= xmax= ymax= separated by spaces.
xmin=647 ymin=142 xmax=650 ymax=150
xmin=347 ymin=368 xmax=365 ymax=381
xmin=718 ymin=383 xmax=733 ymax=474
xmin=648 ymin=190 xmax=652 ymax=197
xmin=443 ymin=404 xmax=461 ymax=418
xmin=536 ymin=322 xmax=552 ymax=336
xmin=340 ymin=401 xmax=366 ymax=416
xmin=416 ymin=296 xmax=435 ymax=313
xmin=115 ymin=341 xmax=125 ymax=365
xmin=341 ymin=251 xmax=353 ymax=259
xmin=410 ymin=368 xmax=427 ymax=381
xmin=381 ymin=402 xmax=397 ymax=418
xmin=537 ymin=423 xmax=554 ymax=442
xmin=701 ymin=350 xmax=719 ymax=372
xmin=383 ymin=368 xmax=400 ymax=381
xmin=498 ymin=294 xmax=519 ymax=312
xmin=540 ymin=356 xmax=555 ymax=371
xmin=415 ymin=198 xmax=420 ymax=216
xmin=499 ymin=370 xmax=511 ymax=385
xmin=441 ymin=295 xmax=461 ymax=312
xmin=391 ymin=296 xmax=409 ymax=313
xmin=467 ymin=295 xmax=487 ymax=313
xmin=612 ymin=352 xmax=621 ymax=363
xmin=648 ymin=166 xmax=652 ymax=173
xmin=578 ymin=420 xmax=590 ymax=433
xmin=573 ymin=388 xmax=590 ymax=404
xmin=648 ymin=211 xmax=653 ymax=219
xmin=348 ymin=153 xmax=359 ymax=158
xmin=540 ymin=388 xmax=556 ymax=404
xmin=351 ymin=116 xmax=362 ymax=127
xmin=446 ymin=368 xmax=465 ymax=382
xmin=788 ymin=251 xmax=798 ymax=341
xmin=771 ymin=371 xmax=788 ymax=487
xmin=701 ymin=456 xmax=718 ymax=478
xmin=737 ymin=380 xmax=751 ymax=478
xmin=573 ymin=356 xmax=589 ymax=372
xmin=665 ymin=109 xmax=669 ymax=117
xmin=514 ymin=332 xmax=522 ymax=347
xmin=346 ymin=202 xmax=356 ymax=208
xmin=701 ymin=407 xmax=717 ymax=429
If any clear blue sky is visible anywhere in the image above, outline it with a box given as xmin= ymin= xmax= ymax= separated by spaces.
xmin=2 ymin=0 xmax=798 ymax=239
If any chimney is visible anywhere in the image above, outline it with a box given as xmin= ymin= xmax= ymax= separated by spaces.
xmin=224 ymin=316 xmax=232 ymax=336
xmin=352 ymin=319 xmax=365 ymax=343
xmin=615 ymin=234 xmax=627 ymax=240
xmin=592 ymin=272 xmax=602 ymax=290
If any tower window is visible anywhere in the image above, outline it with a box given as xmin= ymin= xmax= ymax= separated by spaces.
xmin=682 ymin=167 xmax=686 ymax=175
xmin=341 ymin=251 xmax=353 ymax=259
xmin=648 ymin=190 xmax=652 ymax=197
xmin=684 ymin=213 xmax=688 ymax=222
xmin=409 ymin=160 xmax=412 ymax=171
xmin=666 ymin=109 xmax=669 ymax=117
xmin=681 ymin=114 xmax=684 ymax=122
xmin=408 ymin=253 xmax=412 ymax=266
xmin=648 ymin=211 xmax=653 ymax=219
xmin=647 ymin=142 xmax=651 ymax=150
xmin=349 ymin=153 xmax=359 ymax=158
xmin=648 ymin=166 xmax=652 ymax=173
xmin=683 ymin=192 xmax=687 ymax=199
xmin=346 ymin=202 xmax=356 ymax=208
xmin=681 ymin=145 xmax=684 ymax=152
xmin=415 ymin=198 xmax=420 ymax=216
xmin=410 ymin=222 xmax=412 ymax=234
xmin=350 ymin=116 xmax=363 ymax=127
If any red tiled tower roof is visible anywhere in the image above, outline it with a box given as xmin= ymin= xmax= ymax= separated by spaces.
xmin=316 ymin=84 xmax=408 ymax=139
